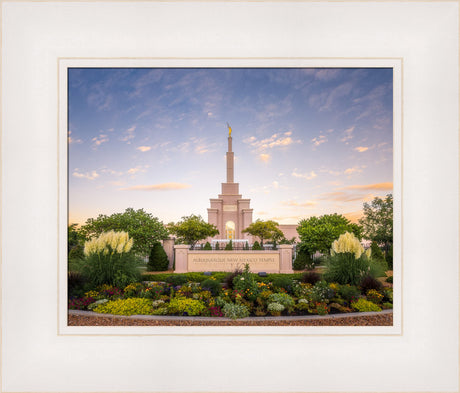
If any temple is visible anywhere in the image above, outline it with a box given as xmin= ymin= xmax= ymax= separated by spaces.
xmin=207 ymin=126 xmax=253 ymax=241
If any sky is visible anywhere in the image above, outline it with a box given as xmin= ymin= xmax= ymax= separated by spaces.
xmin=68 ymin=67 xmax=393 ymax=227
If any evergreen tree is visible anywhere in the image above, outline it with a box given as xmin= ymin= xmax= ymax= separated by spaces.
xmin=147 ymin=241 xmax=169 ymax=271
xmin=293 ymin=249 xmax=309 ymax=270
xmin=203 ymin=241 xmax=212 ymax=250
xmin=225 ymin=240 xmax=233 ymax=250
xmin=252 ymin=241 xmax=262 ymax=250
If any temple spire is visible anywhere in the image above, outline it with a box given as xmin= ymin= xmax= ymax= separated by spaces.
xmin=226 ymin=124 xmax=234 ymax=183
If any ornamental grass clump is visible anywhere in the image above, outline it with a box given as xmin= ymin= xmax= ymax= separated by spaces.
xmin=81 ymin=230 xmax=141 ymax=289
xmin=323 ymin=232 xmax=374 ymax=286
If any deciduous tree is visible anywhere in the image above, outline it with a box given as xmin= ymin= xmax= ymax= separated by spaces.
xmin=297 ymin=213 xmax=362 ymax=258
xmin=168 ymin=214 xmax=219 ymax=249
xmin=358 ymin=194 xmax=393 ymax=250
xmin=79 ymin=208 xmax=168 ymax=256
xmin=242 ymin=219 xmax=283 ymax=246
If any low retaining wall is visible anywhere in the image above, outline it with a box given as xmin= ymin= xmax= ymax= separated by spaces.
xmin=174 ymin=244 xmax=293 ymax=273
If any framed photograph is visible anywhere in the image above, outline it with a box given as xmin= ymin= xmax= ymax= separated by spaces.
xmin=2 ymin=1 xmax=458 ymax=392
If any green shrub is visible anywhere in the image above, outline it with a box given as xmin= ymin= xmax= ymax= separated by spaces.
xmin=167 ymin=297 xmax=206 ymax=316
xmin=338 ymin=284 xmax=360 ymax=303
xmin=382 ymin=302 xmax=393 ymax=309
xmin=225 ymin=240 xmax=233 ymax=250
xmin=267 ymin=293 xmax=294 ymax=312
xmin=351 ymin=298 xmax=382 ymax=312
xmin=224 ymin=268 xmax=243 ymax=289
xmin=244 ymin=242 xmax=249 ymax=250
xmin=252 ymin=241 xmax=262 ymax=250
xmin=185 ymin=272 xmax=208 ymax=283
xmin=142 ymin=273 xmax=173 ymax=282
xmin=165 ymin=274 xmax=189 ymax=286
xmin=69 ymin=244 xmax=85 ymax=261
xmin=271 ymin=275 xmax=294 ymax=294
xmin=293 ymin=250 xmax=309 ymax=270
xmin=210 ymin=272 xmax=228 ymax=282
xmin=215 ymin=242 xmax=220 ymax=250
xmin=201 ymin=278 xmax=222 ymax=296
xmin=93 ymin=298 xmax=153 ymax=316
xmin=386 ymin=275 xmax=393 ymax=284
xmin=68 ymin=271 xmax=91 ymax=298
xmin=203 ymin=242 xmax=212 ymax=250
xmin=311 ymin=281 xmax=335 ymax=302
xmin=267 ymin=302 xmax=284 ymax=316
xmin=222 ymin=303 xmax=250 ymax=319
xmin=370 ymin=241 xmax=385 ymax=261
xmin=147 ymin=242 xmax=169 ymax=271
xmin=233 ymin=264 xmax=260 ymax=300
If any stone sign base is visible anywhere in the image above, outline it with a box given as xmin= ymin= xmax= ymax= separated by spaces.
xmin=174 ymin=245 xmax=293 ymax=274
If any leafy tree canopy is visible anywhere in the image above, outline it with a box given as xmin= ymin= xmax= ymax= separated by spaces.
xmin=358 ymin=194 xmax=393 ymax=248
xmin=168 ymin=214 xmax=219 ymax=249
xmin=242 ymin=219 xmax=284 ymax=246
xmin=79 ymin=208 xmax=169 ymax=256
xmin=297 ymin=213 xmax=362 ymax=257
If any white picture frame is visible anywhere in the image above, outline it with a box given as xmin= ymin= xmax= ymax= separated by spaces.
xmin=2 ymin=1 xmax=458 ymax=392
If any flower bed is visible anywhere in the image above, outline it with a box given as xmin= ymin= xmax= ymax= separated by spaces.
xmin=69 ymin=266 xmax=393 ymax=320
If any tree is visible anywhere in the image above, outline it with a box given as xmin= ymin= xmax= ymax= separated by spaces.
xmin=359 ymin=194 xmax=393 ymax=251
xmin=297 ymin=213 xmax=362 ymax=258
xmin=225 ymin=240 xmax=233 ymax=250
xmin=252 ymin=241 xmax=262 ymax=250
xmin=148 ymin=242 xmax=169 ymax=271
xmin=168 ymin=214 xmax=219 ymax=249
xmin=242 ymin=219 xmax=284 ymax=246
xmin=68 ymin=223 xmax=85 ymax=260
xmin=79 ymin=208 xmax=169 ymax=256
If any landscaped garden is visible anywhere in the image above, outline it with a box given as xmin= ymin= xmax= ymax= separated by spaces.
xmin=68 ymin=230 xmax=393 ymax=321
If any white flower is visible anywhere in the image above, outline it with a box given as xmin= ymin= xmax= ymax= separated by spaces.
xmin=84 ymin=230 xmax=133 ymax=256
xmin=331 ymin=232 xmax=364 ymax=259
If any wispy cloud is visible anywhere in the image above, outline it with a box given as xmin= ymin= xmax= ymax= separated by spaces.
xmin=354 ymin=146 xmax=369 ymax=153
xmin=68 ymin=130 xmax=83 ymax=144
xmin=73 ymin=169 xmax=99 ymax=180
xmin=259 ymin=153 xmax=271 ymax=163
xmin=340 ymin=182 xmax=393 ymax=191
xmin=91 ymin=134 xmax=109 ymax=149
xmin=281 ymin=200 xmax=317 ymax=207
xmin=120 ymin=182 xmax=191 ymax=191
xmin=344 ymin=165 xmax=366 ymax=175
xmin=292 ymin=169 xmax=317 ymax=180
xmin=137 ymin=146 xmax=151 ymax=152
xmin=311 ymin=135 xmax=328 ymax=147
xmin=244 ymin=131 xmax=300 ymax=153
xmin=120 ymin=125 xmax=136 ymax=143
xmin=340 ymin=126 xmax=355 ymax=143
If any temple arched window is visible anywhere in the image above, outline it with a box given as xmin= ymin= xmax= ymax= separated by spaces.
xmin=225 ymin=221 xmax=235 ymax=240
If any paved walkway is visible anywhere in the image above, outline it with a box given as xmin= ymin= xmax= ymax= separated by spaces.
xmin=69 ymin=309 xmax=393 ymax=322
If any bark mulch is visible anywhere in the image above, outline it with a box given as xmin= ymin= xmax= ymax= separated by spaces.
xmin=68 ymin=311 xmax=392 ymax=326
